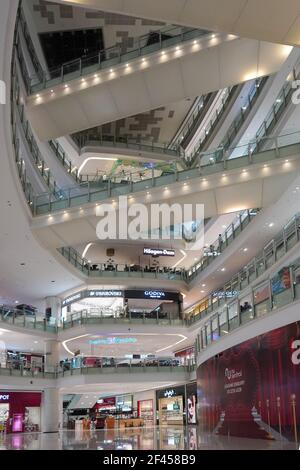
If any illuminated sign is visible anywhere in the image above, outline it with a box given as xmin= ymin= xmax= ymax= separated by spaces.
xmin=164 ymin=390 xmax=175 ymax=398
xmin=62 ymin=293 xmax=82 ymax=306
xmin=144 ymin=290 xmax=166 ymax=299
xmin=62 ymin=289 xmax=123 ymax=306
xmin=0 ymin=394 xmax=9 ymax=401
xmin=212 ymin=291 xmax=239 ymax=299
xmin=89 ymin=337 xmax=137 ymax=346
xmin=63 ymin=289 xmax=179 ymax=306
xmin=203 ymin=251 xmax=220 ymax=257
xmin=88 ymin=290 xmax=123 ymax=298
xmin=143 ymin=248 xmax=175 ymax=257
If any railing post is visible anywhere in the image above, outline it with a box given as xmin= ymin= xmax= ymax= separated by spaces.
xmin=274 ymin=136 xmax=279 ymax=157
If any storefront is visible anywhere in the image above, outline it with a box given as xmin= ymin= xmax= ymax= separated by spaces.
xmin=0 ymin=392 xmax=41 ymax=433
xmin=156 ymin=386 xmax=186 ymax=426
xmin=61 ymin=289 xmax=182 ymax=320
xmin=134 ymin=390 xmax=156 ymax=427
xmin=196 ymin=320 xmax=300 ymax=441
xmin=175 ymin=347 xmax=195 ymax=365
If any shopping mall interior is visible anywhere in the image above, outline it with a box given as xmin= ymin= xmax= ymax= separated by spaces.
xmin=0 ymin=0 xmax=300 ymax=452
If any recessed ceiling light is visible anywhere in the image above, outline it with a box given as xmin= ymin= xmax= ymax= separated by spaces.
xmin=50 ymin=90 xmax=54 ymax=93
xmin=110 ymin=69 xmax=113 ymax=72
xmin=268 ymin=222 xmax=274 ymax=228
xmin=243 ymin=248 xmax=248 ymax=252
xmin=15 ymin=300 xmax=19 ymax=304
xmin=221 ymin=268 xmax=226 ymax=272
xmin=202 ymin=284 xmax=206 ymax=287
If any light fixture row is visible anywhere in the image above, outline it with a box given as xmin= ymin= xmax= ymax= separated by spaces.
xmin=34 ymin=33 xmax=222 ymax=101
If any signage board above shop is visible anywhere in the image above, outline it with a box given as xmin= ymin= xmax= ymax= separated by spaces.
xmin=143 ymin=247 xmax=175 ymax=257
xmin=124 ymin=290 xmax=179 ymax=302
xmin=62 ymin=289 xmax=180 ymax=306
xmin=0 ymin=394 xmax=9 ymax=401
xmin=62 ymin=289 xmax=123 ymax=306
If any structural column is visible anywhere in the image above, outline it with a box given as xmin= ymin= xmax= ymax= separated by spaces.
xmin=45 ymin=296 xmax=62 ymax=325
xmin=44 ymin=339 xmax=60 ymax=373
xmin=41 ymin=388 xmax=59 ymax=433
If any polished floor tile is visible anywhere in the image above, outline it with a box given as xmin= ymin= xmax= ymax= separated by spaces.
xmin=0 ymin=427 xmax=298 ymax=450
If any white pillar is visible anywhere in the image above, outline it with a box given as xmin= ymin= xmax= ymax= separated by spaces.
xmin=45 ymin=296 xmax=62 ymax=325
xmin=44 ymin=339 xmax=60 ymax=373
xmin=41 ymin=388 xmax=59 ymax=433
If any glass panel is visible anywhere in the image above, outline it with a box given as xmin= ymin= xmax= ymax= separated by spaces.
xmin=228 ymin=302 xmax=239 ymax=331
xmin=240 ymin=293 xmax=254 ymax=324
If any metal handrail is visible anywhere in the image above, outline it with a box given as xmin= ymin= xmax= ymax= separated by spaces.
xmin=26 ymin=25 xmax=209 ymax=94
xmin=187 ymin=212 xmax=300 ymax=325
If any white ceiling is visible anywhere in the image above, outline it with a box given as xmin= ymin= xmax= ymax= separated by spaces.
xmin=57 ymin=0 xmax=300 ymax=46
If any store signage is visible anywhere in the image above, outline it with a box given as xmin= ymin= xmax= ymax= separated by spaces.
xmin=88 ymin=290 xmax=123 ymax=298
xmin=0 ymin=394 xmax=9 ymax=401
xmin=164 ymin=390 xmax=175 ymax=398
xmin=89 ymin=337 xmax=137 ymax=346
xmin=144 ymin=290 xmax=166 ymax=299
xmin=62 ymin=289 xmax=123 ymax=306
xmin=124 ymin=290 xmax=179 ymax=302
xmin=63 ymin=289 xmax=179 ymax=306
xmin=203 ymin=251 xmax=220 ymax=257
xmin=143 ymin=247 xmax=175 ymax=257
xmin=212 ymin=291 xmax=239 ymax=299
xmin=62 ymin=292 xmax=82 ymax=306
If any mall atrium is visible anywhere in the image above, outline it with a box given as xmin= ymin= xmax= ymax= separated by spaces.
xmin=0 ymin=0 xmax=300 ymax=452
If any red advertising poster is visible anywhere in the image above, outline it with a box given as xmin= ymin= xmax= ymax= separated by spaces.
xmin=197 ymin=321 xmax=300 ymax=441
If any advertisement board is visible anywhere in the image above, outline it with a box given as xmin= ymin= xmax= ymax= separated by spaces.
xmin=197 ymin=320 xmax=300 ymax=440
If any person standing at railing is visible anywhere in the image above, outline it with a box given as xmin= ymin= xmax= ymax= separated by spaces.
xmin=218 ymin=234 xmax=223 ymax=253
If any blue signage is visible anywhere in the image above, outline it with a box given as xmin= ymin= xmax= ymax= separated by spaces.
xmin=89 ymin=337 xmax=137 ymax=346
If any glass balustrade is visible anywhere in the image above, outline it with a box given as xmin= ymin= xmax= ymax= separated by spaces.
xmin=0 ymin=356 xmax=194 ymax=380
xmin=57 ymin=209 xmax=257 ymax=283
xmin=30 ymin=130 xmax=300 ymax=216
xmin=26 ymin=26 xmax=208 ymax=94
xmin=0 ymin=214 xmax=299 ymax=335
xmin=192 ymin=223 xmax=300 ymax=355
xmin=73 ymin=134 xmax=183 ymax=158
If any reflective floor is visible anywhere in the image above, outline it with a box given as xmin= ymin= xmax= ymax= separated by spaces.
xmin=0 ymin=427 xmax=298 ymax=450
